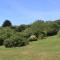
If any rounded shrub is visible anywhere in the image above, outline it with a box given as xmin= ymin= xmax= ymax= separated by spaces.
xmin=2 ymin=20 xmax=12 ymax=27
xmin=12 ymin=36 xmax=28 ymax=47
xmin=47 ymin=28 xmax=58 ymax=36
xmin=3 ymin=32 xmax=29 ymax=48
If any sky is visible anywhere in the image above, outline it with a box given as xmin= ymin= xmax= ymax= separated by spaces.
xmin=0 ymin=0 xmax=60 ymax=25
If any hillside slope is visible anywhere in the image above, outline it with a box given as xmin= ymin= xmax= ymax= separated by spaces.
xmin=0 ymin=35 xmax=60 ymax=60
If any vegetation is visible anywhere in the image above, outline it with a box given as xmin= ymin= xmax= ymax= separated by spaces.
xmin=0 ymin=19 xmax=60 ymax=59
xmin=0 ymin=35 xmax=60 ymax=60
xmin=0 ymin=19 xmax=60 ymax=48
xmin=2 ymin=20 xmax=12 ymax=27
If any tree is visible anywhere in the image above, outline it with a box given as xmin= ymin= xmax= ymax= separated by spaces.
xmin=31 ymin=20 xmax=46 ymax=34
xmin=2 ymin=20 xmax=12 ymax=27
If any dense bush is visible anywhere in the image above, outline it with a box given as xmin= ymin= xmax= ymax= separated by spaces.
xmin=3 ymin=32 xmax=29 ymax=48
xmin=15 ymin=24 xmax=31 ymax=32
xmin=31 ymin=20 xmax=45 ymax=33
xmin=0 ymin=27 xmax=15 ymax=46
xmin=47 ymin=28 xmax=58 ymax=36
xmin=0 ymin=19 xmax=59 ymax=48
xmin=15 ymin=33 xmax=29 ymax=46
xmin=22 ymin=28 xmax=33 ymax=38
xmin=14 ymin=37 xmax=28 ymax=47
xmin=0 ymin=37 xmax=4 ymax=45
xmin=0 ymin=27 xmax=15 ymax=38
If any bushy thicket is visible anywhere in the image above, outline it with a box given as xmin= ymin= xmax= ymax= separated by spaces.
xmin=0 ymin=27 xmax=15 ymax=45
xmin=4 ymin=33 xmax=29 ymax=48
xmin=0 ymin=19 xmax=59 ymax=48
xmin=0 ymin=27 xmax=29 ymax=48
xmin=31 ymin=20 xmax=59 ymax=37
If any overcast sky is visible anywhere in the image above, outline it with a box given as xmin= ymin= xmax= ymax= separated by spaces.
xmin=0 ymin=0 xmax=60 ymax=25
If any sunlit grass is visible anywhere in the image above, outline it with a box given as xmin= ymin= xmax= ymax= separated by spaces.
xmin=0 ymin=35 xmax=60 ymax=60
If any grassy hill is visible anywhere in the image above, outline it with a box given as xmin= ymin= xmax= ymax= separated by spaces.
xmin=0 ymin=35 xmax=60 ymax=60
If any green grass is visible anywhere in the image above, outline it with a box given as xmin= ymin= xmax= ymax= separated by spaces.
xmin=0 ymin=35 xmax=60 ymax=60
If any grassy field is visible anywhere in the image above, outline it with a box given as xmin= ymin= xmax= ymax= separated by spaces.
xmin=0 ymin=35 xmax=60 ymax=60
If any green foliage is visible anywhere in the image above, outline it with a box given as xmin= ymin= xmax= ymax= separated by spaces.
xmin=11 ymin=32 xmax=29 ymax=47
xmin=4 ymin=39 xmax=14 ymax=48
xmin=47 ymin=28 xmax=58 ymax=36
xmin=3 ymin=32 xmax=29 ymax=48
xmin=0 ymin=27 xmax=15 ymax=39
xmin=0 ymin=38 xmax=4 ymax=45
xmin=0 ymin=19 xmax=59 ymax=48
xmin=23 ymin=28 xmax=33 ymax=37
xmin=31 ymin=20 xmax=45 ymax=32
xmin=15 ymin=24 xmax=31 ymax=32
xmin=31 ymin=20 xmax=59 ymax=37
xmin=0 ymin=27 xmax=15 ymax=45
xmin=30 ymin=20 xmax=47 ymax=38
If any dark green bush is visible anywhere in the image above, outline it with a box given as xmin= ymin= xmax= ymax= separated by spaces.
xmin=47 ymin=28 xmax=58 ymax=36
xmin=2 ymin=20 xmax=12 ymax=27
xmin=15 ymin=24 xmax=27 ymax=32
xmin=0 ymin=38 xmax=4 ymax=45
xmin=14 ymin=33 xmax=29 ymax=47
xmin=3 ymin=32 xmax=29 ymax=48
xmin=0 ymin=35 xmax=5 ymax=45
xmin=14 ymin=37 xmax=28 ymax=47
